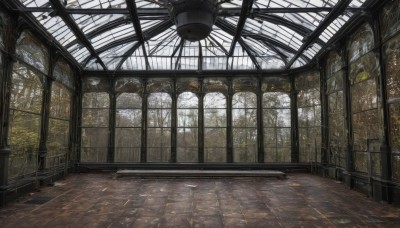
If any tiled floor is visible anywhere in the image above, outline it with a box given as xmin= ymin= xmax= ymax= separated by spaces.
xmin=1 ymin=172 xmax=399 ymax=227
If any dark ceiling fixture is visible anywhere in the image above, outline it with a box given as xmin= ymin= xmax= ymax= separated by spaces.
xmin=167 ymin=0 xmax=220 ymax=42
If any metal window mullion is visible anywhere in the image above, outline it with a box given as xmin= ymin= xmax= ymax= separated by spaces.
xmin=198 ymin=81 xmax=204 ymax=163
xmin=376 ymin=15 xmax=393 ymax=187
xmin=256 ymin=80 xmax=265 ymax=163
xmin=227 ymin=81 xmax=233 ymax=163
xmin=141 ymin=81 xmax=148 ymax=163
xmin=171 ymin=81 xmax=177 ymax=163
xmin=108 ymin=87 xmax=116 ymax=163
xmin=291 ymin=77 xmax=299 ymax=163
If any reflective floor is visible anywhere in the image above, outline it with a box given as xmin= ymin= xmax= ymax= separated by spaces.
xmin=1 ymin=173 xmax=399 ymax=227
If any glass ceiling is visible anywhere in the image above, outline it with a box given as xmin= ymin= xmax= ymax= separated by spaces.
xmin=14 ymin=0 xmax=368 ymax=71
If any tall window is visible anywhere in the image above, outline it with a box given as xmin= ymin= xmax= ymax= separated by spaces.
xmin=81 ymin=93 xmax=109 ymax=162
xmin=177 ymin=92 xmax=198 ymax=162
xmin=326 ymin=52 xmax=346 ymax=167
xmin=383 ymin=5 xmax=400 ymax=180
xmin=232 ymin=92 xmax=257 ymax=163
xmin=8 ymin=31 xmax=48 ymax=179
xmin=204 ymin=92 xmax=226 ymax=162
xmin=47 ymin=82 xmax=71 ymax=167
xmin=296 ymin=72 xmax=321 ymax=163
xmin=263 ymin=92 xmax=291 ymax=162
xmin=349 ymin=23 xmax=381 ymax=174
xmin=115 ymin=93 xmax=142 ymax=162
xmin=147 ymin=92 xmax=171 ymax=162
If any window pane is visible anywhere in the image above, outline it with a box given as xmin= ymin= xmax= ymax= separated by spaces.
xmin=177 ymin=92 xmax=198 ymax=162
xmin=16 ymin=31 xmax=49 ymax=74
xmin=8 ymin=60 xmax=43 ymax=180
xmin=147 ymin=93 xmax=171 ymax=162
xmin=50 ymin=82 xmax=71 ymax=120
xmin=263 ymin=91 xmax=291 ymax=162
xmin=232 ymin=92 xmax=257 ymax=163
xmin=115 ymin=128 xmax=141 ymax=162
xmin=296 ymin=72 xmax=321 ymax=162
xmin=8 ymin=111 xmax=40 ymax=179
xmin=81 ymin=92 xmax=109 ymax=162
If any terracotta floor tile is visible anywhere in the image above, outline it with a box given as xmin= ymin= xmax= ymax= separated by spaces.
xmin=1 ymin=173 xmax=400 ymax=227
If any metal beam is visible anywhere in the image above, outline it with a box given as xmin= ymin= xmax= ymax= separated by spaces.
xmin=83 ymin=64 xmax=315 ymax=78
xmin=259 ymin=40 xmax=289 ymax=65
xmin=216 ymin=19 xmax=310 ymax=62
xmin=65 ymin=17 xmax=131 ymax=50
xmin=19 ymin=7 xmax=366 ymax=15
xmin=49 ymin=0 xmax=107 ymax=70
xmin=95 ymin=20 xmax=173 ymax=54
xmin=114 ymin=20 xmax=173 ymax=71
xmin=207 ymin=36 xmax=229 ymax=56
xmin=254 ymin=14 xmax=325 ymax=46
xmin=228 ymin=0 xmax=254 ymax=56
xmin=126 ymin=0 xmax=149 ymax=69
xmin=174 ymin=39 xmax=185 ymax=70
xmin=285 ymin=0 xmax=352 ymax=69
xmin=115 ymin=42 xmax=142 ymax=71
xmin=238 ymin=38 xmax=261 ymax=70
xmin=149 ymin=31 xmax=178 ymax=56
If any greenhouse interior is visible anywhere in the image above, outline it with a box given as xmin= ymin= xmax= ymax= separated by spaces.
xmin=0 ymin=0 xmax=400 ymax=226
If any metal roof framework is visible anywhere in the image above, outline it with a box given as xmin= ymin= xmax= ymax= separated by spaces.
xmin=3 ymin=0 xmax=373 ymax=72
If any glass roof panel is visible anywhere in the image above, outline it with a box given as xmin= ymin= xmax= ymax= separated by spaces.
xmin=67 ymin=43 xmax=91 ymax=65
xmin=120 ymin=46 xmax=146 ymax=70
xmin=32 ymin=13 xmax=77 ymax=47
xmin=20 ymin=0 xmax=50 ymax=7
xmin=220 ymin=0 xmax=242 ymax=8
xmin=241 ymin=37 xmax=285 ymax=69
xmin=257 ymin=19 xmax=304 ymax=51
xmin=349 ymin=0 xmax=366 ymax=7
xmin=140 ymin=20 xmax=163 ymax=31
xmin=146 ymin=26 xmax=180 ymax=57
xmin=265 ymin=0 xmax=338 ymax=8
xmin=72 ymin=14 xmax=126 ymax=35
xmin=14 ymin=0 xmax=372 ymax=71
xmin=65 ymin=0 xmax=126 ymax=9
xmin=90 ymin=24 xmax=135 ymax=50
xmin=99 ymin=42 xmax=136 ymax=70
xmin=208 ymin=26 xmax=233 ymax=55
xmin=85 ymin=58 xmax=103 ymax=70
xmin=319 ymin=14 xmax=351 ymax=42
xmin=136 ymin=0 xmax=165 ymax=8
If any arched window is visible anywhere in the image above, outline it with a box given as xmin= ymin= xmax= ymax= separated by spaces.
xmin=204 ymin=92 xmax=226 ymax=162
xmin=53 ymin=59 xmax=75 ymax=90
xmin=263 ymin=92 xmax=291 ymax=162
xmin=8 ymin=62 xmax=44 ymax=179
xmin=147 ymin=92 xmax=171 ymax=162
xmin=81 ymin=92 xmax=109 ymax=162
xmin=8 ymin=30 xmax=48 ymax=179
xmin=296 ymin=72 xmax=321 ymax=163
xmin=381 ymin=0 xmax=400 ymax=39
xmin=232 ymin=92 xmax=257 ymax=163
xmin=326 ymin=51 xmax=346 ymax=167
xmin=16 ymin=31 xmax=49 ymax=74
xmin=115 ymin=93 xmax=142 ymax=162
xmin=385 ymin=33 xmax=400 ymax=181
xmin=349 ymin=23 xmax=381 ymax=174
xmin=47 ymin=82 xmax=71 ymax=167
xmin=177 ymin=92 xmax=198 ymax=162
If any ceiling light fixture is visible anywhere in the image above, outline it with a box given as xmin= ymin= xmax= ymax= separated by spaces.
xmin=168 ymin=0 xmax=220 ymax=42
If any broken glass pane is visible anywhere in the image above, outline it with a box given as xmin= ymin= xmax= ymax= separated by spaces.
xmin=16 ymin=31 xmax=49 ymax=74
